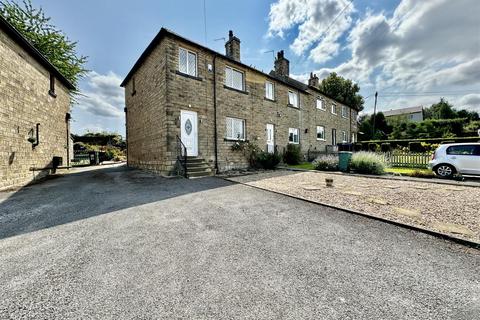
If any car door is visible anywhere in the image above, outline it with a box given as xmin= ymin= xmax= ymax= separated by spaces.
xmin=473 ymin=146 xmax=480 ymax=175
xmin=446 ymin=145 xmax=478 ymax=175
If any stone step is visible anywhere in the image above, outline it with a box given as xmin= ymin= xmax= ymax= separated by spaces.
xmin=187 ymin=170 xmax=214 ymax=178
xmin=187 ymin=166 xmax=212 ymax=173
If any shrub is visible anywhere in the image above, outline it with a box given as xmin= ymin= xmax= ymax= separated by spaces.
xmin=408 ymin=141 xmax=424 ymax=152
xmin=350 ymin=152 xmax=386 ymax=175
xmin=381 ymin=143 xmax=391 ymax=152
xmin=283 ymin=144 xmax=302 ymax=165
xmin=256 ymin=152 xmax=281 ymax=169
xmin=408 ymin=169 xmax=435 ymax=178
xmin=313 ymin=155 xmax=339 ymax=171
xmin=368 ymin=143 xmax=379 ymax=152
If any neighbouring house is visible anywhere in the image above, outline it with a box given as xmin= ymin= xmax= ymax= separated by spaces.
xmin=383 ymin=106 xmax=424 ymax=122
xmin=121 ymin=28 xmax=359 ymax=177
xmin=0 ymin=16 xmax=75 ymax=190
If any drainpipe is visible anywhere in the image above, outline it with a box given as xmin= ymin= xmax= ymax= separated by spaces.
xmin=66 ymin=113 xmax=71 ymax=168
xmin=213 ymin=54 xmax=219 ymax=173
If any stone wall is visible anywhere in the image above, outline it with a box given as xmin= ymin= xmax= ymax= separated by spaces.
xmin=0 ymin=28 xmax=71 ymax=190
xmin=125 ymin=34 xmax=358 ymax=175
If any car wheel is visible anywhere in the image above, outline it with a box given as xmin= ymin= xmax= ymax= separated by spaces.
xmin=435 ymin=164 xmax=454 ymax=178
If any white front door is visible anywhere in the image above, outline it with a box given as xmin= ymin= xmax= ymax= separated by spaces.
xmin=180 ymin=110 xmax=198 ymax=157
xmin=266 ymin=124 xmax=274 ymax=153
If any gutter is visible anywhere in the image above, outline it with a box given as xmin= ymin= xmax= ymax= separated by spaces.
xmin=213 ymin=54 xmax=219 ymax=173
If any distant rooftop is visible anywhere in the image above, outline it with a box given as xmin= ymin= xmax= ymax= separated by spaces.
xmin=383 ymin=106 xmax=423 ymax=117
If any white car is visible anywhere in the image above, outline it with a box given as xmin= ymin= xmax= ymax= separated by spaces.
xmin=428 ymin=143 xmax=480 ymax=178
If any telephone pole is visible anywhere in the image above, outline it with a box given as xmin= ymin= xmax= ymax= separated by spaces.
xmin=372 ymin=91 xmax=378 ymax=138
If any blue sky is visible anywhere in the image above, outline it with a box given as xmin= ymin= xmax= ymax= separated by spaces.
xmin=32 ymin=0 xmax=480 ymax=136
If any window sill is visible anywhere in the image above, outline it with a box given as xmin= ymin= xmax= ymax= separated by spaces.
xmin=223 ymin=85 xmax=248 ymax=95
xmin=331 ymin=113 xmax=338 ymax=116
xmin=48 ymin=90 xmax=57 ymax=98
xmin=316 ymin=139 xmax=326 ymax=141
xmin=264 ymin=97 xmax=276 ymax=102
xmin=288 ymin=141 xmax=300 ymax=145
xmin=224 ymin=138 xmax=246 ymax=142
xmin=176 ymin=70 xmax=202 ymax=81
xmin=317 ymin=108 xmax=326 ymax=111
xmin=287 ymin=104 xmax=300 ymax=109
xmin=342 ymin=115 xmax=348 ymax=119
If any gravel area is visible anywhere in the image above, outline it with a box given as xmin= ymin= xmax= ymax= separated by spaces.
xmin=228 ymin=171 xmax=480 ymax=243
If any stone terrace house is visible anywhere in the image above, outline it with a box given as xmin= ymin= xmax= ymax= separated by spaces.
xmin=0 ymin=16 xmax=74 ymax=190
xmin=121 ymin=29 xmax=359 ymax=177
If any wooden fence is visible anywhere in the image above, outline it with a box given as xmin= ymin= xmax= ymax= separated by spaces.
xmin=381 ymin=152 xmax=432 ymax=168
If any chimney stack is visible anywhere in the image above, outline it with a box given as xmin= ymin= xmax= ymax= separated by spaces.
xmin=225 ymin=30 xmax=241 ymax=62
xmin=274 ymin=50 xmax=289 ymax=76
xmin=308 ymin=72 xmax=319 ymax=88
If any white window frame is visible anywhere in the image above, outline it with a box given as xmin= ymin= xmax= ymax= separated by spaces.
xmin=178 ymin=47 xmax=197 ymax=77
xmin=331 ymin=104 xmax=337 ymax=115
xmin=351 ymin=132 xmax=356 ymax=143
xmin=341 ymin=105 xmax=348 ymax=118
xmin=316 ymin=98 xmax=325 ymax=110
xmin=225 ymin=117 xmax=246 ymax=141
xmin=341 ymin=131 xmax=347 ymax=143
xmin=288 ymin=91 xmax=299 ymax=108
xmin=225 ymin=66 xmax=244 ymax=91
xmin=288 ymin=128 xmax=299 ymax=144
xmin=316 ymin=126 xmax=325 ymax=141
xmin=265 ymin=81 xmax=274 ymax=100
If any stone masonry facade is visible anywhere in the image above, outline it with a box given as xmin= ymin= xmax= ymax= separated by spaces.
xmin=123 ymin=29 xmax=358 ymax=175
xmin=0 ymin=22 xmax=72 ymax=190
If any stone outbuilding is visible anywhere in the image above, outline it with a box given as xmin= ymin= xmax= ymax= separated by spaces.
xmin=121 ymin=28 xmax=359 ymax=177
xmin=0 ymin=16 xmax=75 ymax=190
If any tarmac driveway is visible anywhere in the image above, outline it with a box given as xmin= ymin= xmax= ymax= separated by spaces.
xmin=0 ymin=165 xmax=479 ymax=319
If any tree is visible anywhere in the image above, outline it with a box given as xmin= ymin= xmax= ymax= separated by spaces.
xmin=0 ymin=0 xmax=87 ymax=89
xmin=319 ymin=72 xmax=365 ymax=111
xmin=424 ymin=98 xmax=457 ymax=119
xmin=358 ymin=112 xmax=391 ymax=141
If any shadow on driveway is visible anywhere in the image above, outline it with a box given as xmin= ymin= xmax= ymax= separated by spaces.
xmin=0 ymin=165 xmax=234 ymax=240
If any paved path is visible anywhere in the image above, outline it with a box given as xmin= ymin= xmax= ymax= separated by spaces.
xmin=0 ymin=166 xmax=478 ymax=319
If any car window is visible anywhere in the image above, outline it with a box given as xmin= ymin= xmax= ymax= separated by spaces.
xmin=446 ymin=145 xmax=476 ymax=155
xmin=475 ymin=146 xmax=480 ymax=156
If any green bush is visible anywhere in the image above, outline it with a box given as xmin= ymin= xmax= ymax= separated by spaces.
xmin=350 ymin=152 xmax=386 ymax=175
xmin=283 ymin=144 xmax=302 ymax=165
xmin=313 ymin=155 xmax=339 ymax=171
xmin=256 ymin=152 xmax=281 ymax=169
xmin=368 ymin=143 xmax=379 ymax=152
xmin=408 ymin=141 xmax=424 ymax=152
xmin=381 ymin=143 xmax=391 ymax=152
xmin=104 ymin=146 xmax=123 ymax=160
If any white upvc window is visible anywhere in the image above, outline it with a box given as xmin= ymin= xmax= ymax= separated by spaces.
xmin=288 ymin=91 xmax=299 ymax=108
xmin=225 ymin=117 xmax=245 ymax=140
xmin=225 ymin=66 xmax=244 ymax=91
xmin=288 ymin=128 xmax=299 ymax=144
xmin=265 ymin=81 xmax=274 ymax=100
xmin=341 ymin=131 xmax=347 ymax=143
xmin=178 ymin=47 xmax=197 ymax=77
xmin=316 ymin=126 xmax=325 ymax=140
xmin=316 ymin=98 xmax=325 ymax=110
xmin=341 ymin=105 xmax=348 ymax=118
xmin=351 ymin=132 xmax=356 ymax=143
xmin=331 ymin=104 xmax=337 ymax=115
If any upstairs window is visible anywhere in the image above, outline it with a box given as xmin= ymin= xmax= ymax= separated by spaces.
xmin=265 ymin=81 xmax=274 ymax=100
xmin=316 ymin=126 xmax=325 ymax=140
xmin=316 ymin=98 xmax=325 ymax=110
xmin=288 ymin=91 xmax=299 ymax=108
xmin=331 ymin=104 xmax=337 ymax=115
xmin=225 ymin=117 xmax=245 ymax=140
xmin=342 ymin=105 xmax=348 ymax=118
xmin=225 ymin=66 xmax=244 ymax=91
xmin=179 ymin=47 xmax=197 ymax=77
xmin=288 ymin=128 xmax=299 ymax=144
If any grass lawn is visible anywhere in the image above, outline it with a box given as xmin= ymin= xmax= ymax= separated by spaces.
xmin=288 ymin=162 xmax=315 ymax=170
xmin=385 ymin=167 xmax=434 ymax=177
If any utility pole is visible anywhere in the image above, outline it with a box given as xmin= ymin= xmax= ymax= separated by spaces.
xmin=372 ymin=91 xmax=378 ymax=139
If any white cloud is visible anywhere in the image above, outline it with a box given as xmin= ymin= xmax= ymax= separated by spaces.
xmin=281 ymin=0 xmax=480 ymax=113
xmin=268 ymin=0 xmax=355 ymax=63
xmin=74 ymin=71 xmax=124 ymax=118
xmin=458 ymin=94 xmax=480 ymax=112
